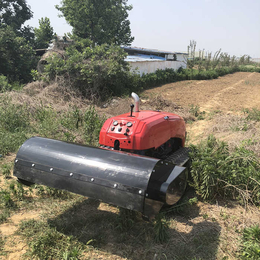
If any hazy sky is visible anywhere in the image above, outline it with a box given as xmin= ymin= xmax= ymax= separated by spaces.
xmin=25 ymin=0 xmax=260 ymax=58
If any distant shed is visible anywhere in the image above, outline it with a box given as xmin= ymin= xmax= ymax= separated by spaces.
xmin=122 ymin=46 xmax=187 ymax=75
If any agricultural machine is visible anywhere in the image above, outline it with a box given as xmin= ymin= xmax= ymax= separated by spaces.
xmin=13 ymin=93 xmax=190 ymax=218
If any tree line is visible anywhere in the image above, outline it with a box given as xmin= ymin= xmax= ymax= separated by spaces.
xmin=0 ymin=0 xmax=134 ymax=85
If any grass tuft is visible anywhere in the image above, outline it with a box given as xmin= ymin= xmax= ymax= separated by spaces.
xmin=241 ymin=224 xmax=260 ymax=259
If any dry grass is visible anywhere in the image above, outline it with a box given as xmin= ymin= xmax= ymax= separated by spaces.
xmin=206 ymin=114 xmax=260 ymax=156
xmin=5 ymin=81 xmax=90 ymax=114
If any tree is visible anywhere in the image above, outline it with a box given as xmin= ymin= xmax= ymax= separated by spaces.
xmin=0 ymin=1 xmax=36 ymax=82
xmin=0 ymin=0 xmax=33 ymax=32
xmin=0 ymin=26 xmax=37 ymax=83
xmin=34 ymin=17 xmax=54 ymax=49
xmin=56 ymin=0 xmax=134 ymax=46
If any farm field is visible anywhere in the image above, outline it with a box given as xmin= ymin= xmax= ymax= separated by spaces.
xmin=0 ymin=72 xmax=260 ymax=259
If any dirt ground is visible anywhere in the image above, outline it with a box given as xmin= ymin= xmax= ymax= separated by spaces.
xmin=1 ymin=72 xmax=260 ymax=259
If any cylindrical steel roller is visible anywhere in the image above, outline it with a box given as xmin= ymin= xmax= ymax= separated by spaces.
xmin=13 ymin=137 xmax=187 ymax=218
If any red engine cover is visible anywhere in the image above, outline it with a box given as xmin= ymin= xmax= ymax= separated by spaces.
xmin=99 ymin=110 xmax=186 ymax=151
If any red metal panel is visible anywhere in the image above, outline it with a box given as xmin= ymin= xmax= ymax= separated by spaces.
xmin=99 ymin=110 xmax=186 ymax=151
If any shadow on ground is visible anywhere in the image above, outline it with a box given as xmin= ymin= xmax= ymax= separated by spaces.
xmin=48 ymin=198 xmax=221 ymax=260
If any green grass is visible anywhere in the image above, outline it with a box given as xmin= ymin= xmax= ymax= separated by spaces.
xmin=1 ymin=163 xmax=12 ymax=178
xmin=0 ymin=96 xmax=105 ymax=156
xmin=189 ymin=135 xmax=260 ymax=204
xmin=241 ymin=225 xmax=260 ymax=259
xmin=18 ymin=219 xmax=83 ymax=260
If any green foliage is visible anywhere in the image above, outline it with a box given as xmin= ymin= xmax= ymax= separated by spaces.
xmin=0 ymin=26 xmax=37 ymax=83
xmin=153 ymin=214 xmax=170 ymax=243
xmin=190 ymin=135 xmax=260 ymax=204
xmin=189 ymin=105 xmax=205 ymax=120
xmin=0 ymin=96 xmax=29 ymax=155
xmin=1 ymin=163 xmax=12 ymax=178
xmin=34 ymin=185 xmax=71 ymax=199
xmin=83 ymin=107 xmax=105 ymax=146
xmin=241 ymin=225 xmax=260 ymax=259
xmin=43 ymin=43 xmax=130 ymax=100
xmin=9 ymin=182 xmax=28 ymax=200
xmin=56 ymin=0 xmax=134 ymax=46
xmin=0 ymin=75 xmax=12 ymax=92
xmin=18 ymin=220 xmax=83 ymax=260
xmin=0 ymin=190 xmax=15 ymax=208
xmin=0 ymin=97 xmax=29 ymax=132
xmin=0 ymin=94 xmax=106 ymax=155
xmin=0 ymin=0 xmax=33 ymax=32
xmin=0 ymin=131 xmax=28 ymax=156
xmin=34 ymin=17 xmax=54 ymax=49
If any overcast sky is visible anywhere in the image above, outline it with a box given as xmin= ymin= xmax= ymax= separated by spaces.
xmin=25 ymin=0 xmax=260 ymax=58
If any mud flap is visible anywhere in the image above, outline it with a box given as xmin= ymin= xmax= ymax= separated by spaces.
xmin=13 ymin=137 xmax=187 ymax=218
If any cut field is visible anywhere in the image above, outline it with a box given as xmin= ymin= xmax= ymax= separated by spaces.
xmin=0 ymin=72 xmax=260 ymax=260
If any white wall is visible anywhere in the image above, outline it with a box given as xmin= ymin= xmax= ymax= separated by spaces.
xmin=129 ymin=60 xmax=186 ymax=75
xmin=176 ymin=54 xmax=188 ymax=62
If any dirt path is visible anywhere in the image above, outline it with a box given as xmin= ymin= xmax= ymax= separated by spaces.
xmin=144 ymin=72 xmax=260 ymax=112
xmin=143 ymin=72 xmax=260 ymax=143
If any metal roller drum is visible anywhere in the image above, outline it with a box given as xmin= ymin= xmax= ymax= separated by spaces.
xmin=13 ymin=137 xmax=187 ymax=218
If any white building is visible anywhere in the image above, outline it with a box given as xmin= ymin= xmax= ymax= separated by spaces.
xmin=123 ymin=46 xmax=188 ymax=75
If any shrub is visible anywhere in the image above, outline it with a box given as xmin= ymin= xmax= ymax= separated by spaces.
xmin=43 ymin=43 xmax=130 ymax=100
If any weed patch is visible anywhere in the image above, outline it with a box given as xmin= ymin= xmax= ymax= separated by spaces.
xmin=1 ymin=163 xmax=12 ymax=178
xmin=240 ymin=224 xmax=260 ymax=259
xmin=153 ymin=214 xmax=170 ymax=243
xmin=189 ymin=104 xmax=206 ymax=120
xmin=244 ymin=108 xmax=260 ymax=122
xmin=190 ymin=135 xmax=260 ymax=205
xmin=0 ymin=190 xmax=15 ymax=209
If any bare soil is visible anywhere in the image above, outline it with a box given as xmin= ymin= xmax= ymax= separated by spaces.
xmin=1 ymin=72 xmax=260 ymax=259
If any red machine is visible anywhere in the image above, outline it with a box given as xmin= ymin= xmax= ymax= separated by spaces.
xmin=13 ymin=93 xmax=190 ymax=218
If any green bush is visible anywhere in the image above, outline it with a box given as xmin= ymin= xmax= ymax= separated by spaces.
xmin=43 ymin=43 xmax=130 ymax=100
xmin=190 ymin=135 xmax=260 ymax=204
